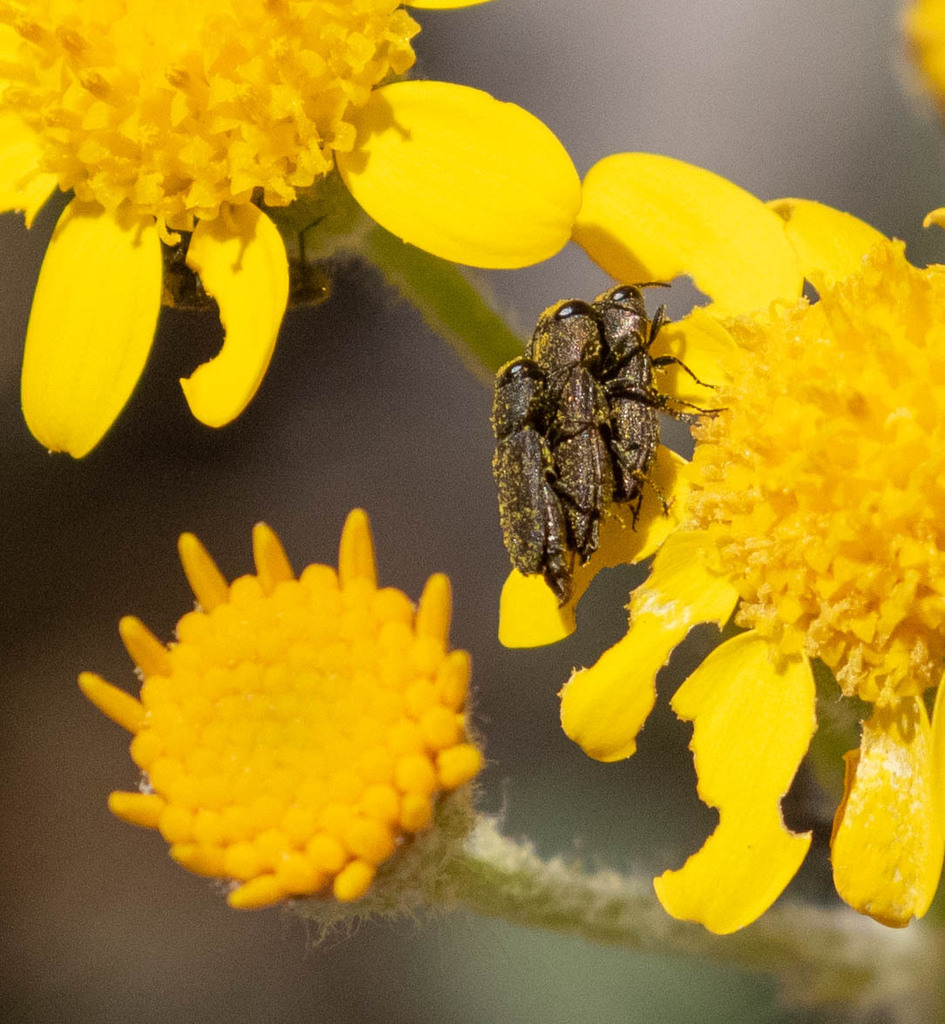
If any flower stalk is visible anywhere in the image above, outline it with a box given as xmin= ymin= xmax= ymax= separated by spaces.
xmin=448 ymin=817 xmax=943 ymax=1022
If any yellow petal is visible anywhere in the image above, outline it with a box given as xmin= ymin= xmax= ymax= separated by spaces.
xmin=654 ymin=634 xmax=815 ymax=934
xmin=21 ymin=201 xmax=162 ymax=457
xmin=337 ymin=80 xmax=581 ymax=268
xmin=181 ymin=205 xmax=289 ymax=427
xmin=572 ymin=153 xmax=802 ymax=316
xmin=649 ymin=306 xmax=738 ymax=407
xmin=559 ymin=530 xmax=739 ymax=761
xmin=498 ymin=446 xmax=691 ymax=648
xmin=831 ymin=697 xmax=944 ymax=927
xmin=932 ymin=674 xmax=945 ymax=835
xmin=0 ymin=111 xmax=57 ymax=226
xmin=768 ymin=198 xmax=887 ymax=288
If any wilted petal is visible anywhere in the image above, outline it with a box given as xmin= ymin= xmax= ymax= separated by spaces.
xmin=831 ymin=696 xmax=944 ymax=927
xmin=337 ymin=80 xmax=581 ymax=268
xmin=654 ymin=633 xmax=816 ymax=934
xmin=21 ymin=200 xmax=161 ymax=457
xmin=572 ymin=153 xmax=802 ymax=317
xmin=559 ymin=530 xmax=739 ymax=761
xmin=181 ymin=205 xmax=289 ymax=427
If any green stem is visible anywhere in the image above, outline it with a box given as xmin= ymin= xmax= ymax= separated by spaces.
xmin=360 ymin=224 xmax=524 ymax=381
xmin=447 ymin=818 xmax=942 ymax=1021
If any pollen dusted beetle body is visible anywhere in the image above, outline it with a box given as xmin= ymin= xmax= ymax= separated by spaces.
xmin=492 ymin=284 xmax=696 ymax=603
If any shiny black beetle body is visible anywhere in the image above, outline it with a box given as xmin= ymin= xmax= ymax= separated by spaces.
xmin=492 ymin=284 xmax=695 ymax=603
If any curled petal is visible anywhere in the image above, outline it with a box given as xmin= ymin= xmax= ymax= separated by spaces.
xmin=768 ymin=198 xmax=887 ymax=289
xmin=654 ymin=634 xmax=816 ymax=934
xmin=572 ymin=153 xmax=802 ymax=317
xmin=559 ymin=530 xmax=739 ymax=761
xmin=0 ymin=111 xmax=57 ymax=225
xmin=499 ymin=447 xmax=691 ymax=648
xmin=181 ymin=205 xmax=289 ymax=427
xmin=21 ymin=200 xmax=162 ymax=457
xmin=831 ymin=696 xmax=944 ymax=927
xmin=337 ymin=80 xmax=581 ymax=268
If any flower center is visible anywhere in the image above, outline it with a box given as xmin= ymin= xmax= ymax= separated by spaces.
xmin=84 ymin=516 xmax=482 ymax=909
xmin=688 ymin=241 xmax=945 ymax=703
xmin=1 ymin=0 xmax=418 ymax=230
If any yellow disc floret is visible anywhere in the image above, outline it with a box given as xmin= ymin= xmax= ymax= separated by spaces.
xmin=688 ymin=241 xmax=945 ymax=704
xmin=1 ymin=0 xmax=418 ymax=230
xmin=79 ymin=509 xmax=482 ymax=909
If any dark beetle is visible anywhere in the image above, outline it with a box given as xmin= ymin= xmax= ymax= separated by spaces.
xmin=492 ymin=359 xmax=571 ymax=602
xmin=492 ymin=284 xmax=704 ymax=604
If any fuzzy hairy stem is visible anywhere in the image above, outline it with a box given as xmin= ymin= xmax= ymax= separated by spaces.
xmin=446 ymin=817 xmax=942 ymax=1022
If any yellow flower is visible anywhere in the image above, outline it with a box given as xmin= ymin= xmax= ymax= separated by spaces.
xmin=1 ymin=0 xmax=580 ymax=456
xmin=906 ymin=0 xmax=945 ymax=118
xmin=80 ymin=509 xmax=482 ymax=909
xmin=501 ymin=153 xmax=945 ymax=933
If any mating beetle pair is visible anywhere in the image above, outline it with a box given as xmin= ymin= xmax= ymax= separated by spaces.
xmin=492 ymin=284 xmax=702 ymax=604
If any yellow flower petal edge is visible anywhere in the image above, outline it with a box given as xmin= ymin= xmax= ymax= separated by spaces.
xmin=768 ymin=198 xmax=887 ymax=288
xmin=0 ymin=112 xmax=57 ymax=226
xmin=654 ymin=633 xmax=816 ymax=934
xmin=831 ymin=697 xmax=944 ymax=927
xmin=21 ymin=201 xmax=162 ymax=457
xmin=337 ymin=80 xmax=581 ymax=269
xmin=572 ymin=153 xmax=802 ymax=317
xmin=181 ymin=205 xmax=289 ymax=428
xmin=559 ymin=530 xmax=739 ymax=762
xmin=499 ymin=447 xmax=691 ymax=648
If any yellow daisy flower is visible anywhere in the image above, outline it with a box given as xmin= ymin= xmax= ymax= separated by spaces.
xmin=906 ymin=0 xmax=945 ymax=117
xmin=500 ymin=153 xmax=945 ymax=934
xmin=2 ymin=0 xmax=580 ymax=457
xmin=80 ymin=509 xmax=482 ymax=909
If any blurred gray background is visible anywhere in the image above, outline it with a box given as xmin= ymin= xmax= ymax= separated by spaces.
xmin=1 ymin=2 xmax=941 ymax=1022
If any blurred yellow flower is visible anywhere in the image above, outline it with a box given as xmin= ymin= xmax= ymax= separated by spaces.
xmin=502 ymin=153 xmax=945 ymax=933
xmin=80 ymin=509 xmax=482 ymax=909
xmin=1 ymin=0 xmax=580 ymax=456
xmin=906 ymin=0 xmax=945 ymax=118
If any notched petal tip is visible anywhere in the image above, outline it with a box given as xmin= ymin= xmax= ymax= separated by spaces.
xmin=655 ymin=634 xmax=816 ymax=933
xmin=560 ymin=530 xmax=739 ymax=763
xmin=338 ymin=509 xmax=378 ymax=588
xmin=181 ymin=205 xmax=289 ymax=428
